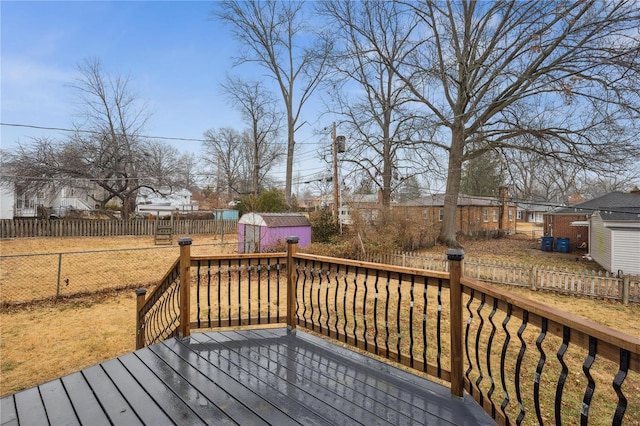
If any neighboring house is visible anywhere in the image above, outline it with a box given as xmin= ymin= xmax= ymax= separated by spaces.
xmin=394 ymin=188 xmax=517 ymax=236
xmin=0 ymin=182 xmax=15 ymax=220
xmin=515 ymin=202 xmax=556 ymax=224
xmin=136 ymin=188 xmax=198 ymax=216
xmin=543 ymin=189 xmax=640 ymax=254
xmin=14 ymin=185 xmax=95 ymax=218
xmin=238 ymin=212 xmax=311 ymax=253
xmin=342 ymin=192 xmax=383 ymax=225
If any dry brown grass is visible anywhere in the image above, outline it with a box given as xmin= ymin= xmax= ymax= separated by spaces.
xmin=1 ymin=233 xmax=638 ymax=423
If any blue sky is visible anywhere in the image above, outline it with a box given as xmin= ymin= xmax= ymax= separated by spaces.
xmin=1 ymin=1 xmax=331 ymax=186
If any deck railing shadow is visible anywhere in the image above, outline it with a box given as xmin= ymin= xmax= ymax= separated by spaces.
xmin=136 ymin=237 xmax=640 ymax=425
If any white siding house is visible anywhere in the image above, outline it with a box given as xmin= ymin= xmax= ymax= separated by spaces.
xmin=0 ymin=182 xmax=15 ymax=219
xmin=589 ymin=211 xmax=640 ymax=275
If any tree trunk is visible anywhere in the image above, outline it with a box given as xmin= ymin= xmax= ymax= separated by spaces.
xmin=284 ymin=115 xmax=295 ymax=206
xmin=438 ymin=127 xmax=465 ymax=248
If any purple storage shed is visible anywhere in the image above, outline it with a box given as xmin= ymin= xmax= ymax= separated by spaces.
xmin=238 ymin=212 xmax=311 ymax=253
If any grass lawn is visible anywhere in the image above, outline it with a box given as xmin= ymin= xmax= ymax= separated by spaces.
xmin=1 ymin=233 xmax=638 ymax=410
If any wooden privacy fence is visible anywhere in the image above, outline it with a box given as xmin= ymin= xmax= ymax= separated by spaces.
xmin=358 ymin=250 xmax=640 ymax=304
xmin=0 ymin=219 xmax=237 ymax=239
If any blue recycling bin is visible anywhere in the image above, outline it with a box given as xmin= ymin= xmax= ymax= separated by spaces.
xmin=556 ymin=238 xmax=570 ymax=253
xmin=541 ymin=236 xmax=554 ymax=252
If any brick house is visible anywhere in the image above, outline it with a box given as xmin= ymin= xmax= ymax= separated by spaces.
xmin=394 ymin=187 xmax=517 ymax=236
xmin=543 ymin=189 xmax=640 ymax=252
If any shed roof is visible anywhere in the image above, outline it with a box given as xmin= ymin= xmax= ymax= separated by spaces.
xmin=239 ymin=212 xmax=311 ymax=228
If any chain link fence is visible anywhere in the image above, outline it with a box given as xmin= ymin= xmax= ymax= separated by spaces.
xmin=0 ymin=242 xmax=237 ymax=306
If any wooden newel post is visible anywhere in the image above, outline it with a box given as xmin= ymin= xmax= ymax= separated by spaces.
xmin=135 ymin=288 xmax=147 ymax=350
xmin=286 ymin=236 xmax=299 ymax=334
xmin=447 ymin=248 xmax=465 ymax=398
xmin=178 ymin=237 xmax=192 ymax=339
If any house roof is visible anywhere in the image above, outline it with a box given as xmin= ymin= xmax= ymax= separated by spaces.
xmin=239 ymin=212 xmax=311 ymax=228
xmin=550 ymin=192 xmax=640 ymax=221
xmin=396 ymin=193 xmax=513 ymax=208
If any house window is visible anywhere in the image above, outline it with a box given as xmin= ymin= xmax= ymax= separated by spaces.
xmin=483 ymin=208 xmax=489 ymax=222
xmin=438 ymin=208 xmax=444 ymax=222
xmin=516 ymin=210 xmax=523 ymax=220
xmin=493 ymin=209 xmax=498 ymax=222
xmin=508 ymin=210 xmax=514 ymax=222
xmin=422 ymin=209 xmax=428 ymax=218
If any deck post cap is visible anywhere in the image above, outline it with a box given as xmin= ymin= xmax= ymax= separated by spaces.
xmin=446 ymin=249 xmax=465 ymax=261
xmin=286 ymin=236 xmax=299 ymax=244
xmin=178 ymin=237 xmax=193 ymax=246
xmin=135 ymin=288 xmax=147 ymax=296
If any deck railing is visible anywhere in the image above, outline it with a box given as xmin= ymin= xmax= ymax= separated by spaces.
xmin=136 ymin=237 xmax=640 ymax=425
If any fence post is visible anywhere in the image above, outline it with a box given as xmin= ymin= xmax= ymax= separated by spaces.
xmin=622 ymin=275 xmax=630 ymax=305
xmin=447 ymin=248 xmax=465 ymax=398
xmin=55 ymin=253 xmax=63 ymax=298
xmin=178 ymin=237 xmax=192 ymax=339
xmin=286 ymin=236 xmax=299 ymax=334
xmin=135 ymin=288 xmax=147 ymax=349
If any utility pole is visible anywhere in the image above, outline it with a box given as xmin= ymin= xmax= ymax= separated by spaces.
xmin=332 ymin=122 xmax=339 ymax=225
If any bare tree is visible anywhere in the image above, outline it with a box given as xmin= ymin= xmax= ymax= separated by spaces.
xmin=202 ymin=127 xmax=250 ymax=201
xmin=220 ymin=76 xmax=283 ymax=196
xmin=213 ymin=0 xmax=331 ymax=205
xmin=2 ymin=59 xmax=182 ymax=218
xmin=388 ymin=0 xmax=640 ymax=246
xmin=317 ymin=0 xmax=436 ymax=207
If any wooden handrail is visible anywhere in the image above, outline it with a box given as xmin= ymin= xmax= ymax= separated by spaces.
xmin=138 ymin=238 xmax=639 ymax=424
xmin=461 ymin=275 xmax=640 ymax=370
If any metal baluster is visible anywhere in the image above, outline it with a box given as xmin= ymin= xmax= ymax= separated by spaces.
xmin=515 ymin=311 xmax=529 ymax=425
xmin=302 ymin=260 xmax=309 ymax=328
xmin=363 ymin=268 xmax=369 ymax=351
xmin=237 ymin=258 xmax=242 ymax=324
xmin=475 ymin=292 xmax=486 ymax=406
xmin=324 ymin=266 xmax=331 ymax=335
xmin=206 ymin=260 xmax=211 ymax=328
xmin=267 ymin=259 xmax=271 ymax=323
xmin=500 ymin=303 xmax=512 ymax=424
xmin=385 ymin=271 xmax=391 ymax=356
xmin=247 ymin=258 xmax=251 ymax=325
xmin=343 ymin=265 xmax=349 ymax=342
xmin=580 ymin=336 xmax=597 ymax=426
xmin=487 ymin=298 xmax=498 ymax=419
xmin=396 ymin=274 xmax=402 ymax=360
xmin=422 ymin=277 xmax=428 ymax=373
xmin=316 ymin=262 xmax=323 ymax=334
xmin=437 ymin=278 xmax=443 ymax=377
xmin=612 ymin=348 xmax=630 ymax=426
xmin=534 ymin=317 xmax=548 ymax=425
xmin=374 ymin=270 xmax=380 ymax=354
xmin=353 ymin=267 xmax=358 ymax=346
xmin=465 ymin=289 xmax=475 ymax=397
xmin=334 ymin=264 xmax=340 ymax=337
xmin=196 ymin=260 xmax=201 ymax=329
xmin=409 ymin=275 xmax=415 ymax=368
xmin=257 ymin=260 xmax=261 ymax=324
xmin=555 ymin=326 xmax=571 ymax=426
xmin=227 ymin=259 xmax=231 ymax=325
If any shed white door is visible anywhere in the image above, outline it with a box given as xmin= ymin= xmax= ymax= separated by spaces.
xmin=244 ymin=224 xmax=260 ymax=253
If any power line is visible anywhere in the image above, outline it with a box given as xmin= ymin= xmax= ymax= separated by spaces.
xmin=0 ymin=122 xmax=325 ymax=146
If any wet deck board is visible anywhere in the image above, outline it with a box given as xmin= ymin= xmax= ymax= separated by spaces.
xmin=2 ymin=328 xmax=494 ymax=425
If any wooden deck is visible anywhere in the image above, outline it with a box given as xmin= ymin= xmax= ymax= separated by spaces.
xmin=1 ymin=328 xmax=494 ymax=425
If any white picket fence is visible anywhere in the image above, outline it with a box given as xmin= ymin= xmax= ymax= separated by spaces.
xmin=358 ymin=251 xmax=639 ymax=304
